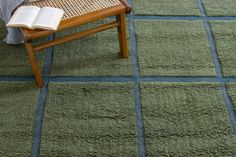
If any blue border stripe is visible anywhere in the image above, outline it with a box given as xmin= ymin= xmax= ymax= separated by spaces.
xmin=3 ymin=76 xmax=236 ymax=83
xmin=0 ymin=76 xmax=35 ymax=81
xmin=198 ymin=0 xmax=236 ymax=135
xmin=2 ymin=76 xmax=236 ymax=83
xmin=220 ymin=83 xmax=236 ymax=134
xmin=135 ymin=15 xmax=202 ymax=21
xmin=198 ymin=0 xmax=223 ymax=78
xmin=207 ymin=16 xmax=236 ymax=20
xmin=30 ymin=84 xmax=48 ymax=157
xmin=224 ymin=77 xmax=236 ymax=82
xmin=202 ymin=20 xmax=223 ymax=77
xmin=31 ymin=35 xmax=54 ymax=157
xmin=50 ymin=76 xmax=133 ymax=82
xmin=129 ymin=0 xmax=147 ymax=156
xmin=42 ymin=34 xmax=55 ymax=78
xmin=135 ymin=15 xmax=236 ymax=21
xmin=133 ymin=82 xmax=146 ymax=157
xmin=129 ymin=19 xmax=139 ymax=76
xmin=140 ymin=76 xmax=218 ymax=82
xmin=50 ymin=76 xmax=221 ymax=83
xmin=197 ymin=0 xmax=207 ymax=17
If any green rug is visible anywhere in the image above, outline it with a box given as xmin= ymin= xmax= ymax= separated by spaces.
xmin=40 ymin=82 xmax=138 ymax=156
xmin=135 ymin=20 xmax=215 ymax=76
xmin=51 ymin=20 xmax=133 ymax=76
xmin=210 ymin=21 xmax=236 ymax=76
xmin=0 ymin=82 xmax=39 ymax=156
xmin=0 ymin=20 xmax=45 ymax=76
xmin=141 ymin=82 xmax=236 ymax=156
xmin=133 ymin=0 xmax=201 ymax=16
xmin=202 ymin=0 xmax=236 ymax=16
xmin=1 ymin=0 xmax=236 ymax=156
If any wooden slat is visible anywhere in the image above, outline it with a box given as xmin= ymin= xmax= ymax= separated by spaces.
xmin=33 ymin=21 xmax=120 ymax=52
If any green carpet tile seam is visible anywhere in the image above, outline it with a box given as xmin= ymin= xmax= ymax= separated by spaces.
xmin=30 ymin=35 xmax=54 ymax=157
xmin=129 ymin=0 xmax=147 ymax=156
xmin=197 ymin=0 xmax=236 ymax=134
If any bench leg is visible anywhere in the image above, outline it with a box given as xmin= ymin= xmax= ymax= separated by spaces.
xmin=116 ymin=13 xmax=129 ymax=58
xmin=25 ymin=42 xmax=44 ymax=88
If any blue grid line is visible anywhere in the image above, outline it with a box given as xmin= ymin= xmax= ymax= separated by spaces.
xmin=140 ymin=76 xmax=219 ymax=82
xmin=224 ymin=77 xmax=236 ymax=82
xmin=206 ymin=16 xmax=236 ymax=20
xmin=134 ymin=15 xmax=236 ymax=21
xmin=197 ymin=0 xmax=207 ymax=17
xmin=0 ymin=76 xmax=34 ymax=81
xmin=203 ymin=20 xmax=223 ymax=77
xmin=3 ymin=74 xmax=236 ymax=83
xmin=42 ymin=34 xmax=55 ymax=78
xmin=50 ymin=76 xmax=133 ymax=82
xmin=3 ymin=76 xmax=236 ymax=83
xmin=31 ymin=35 xmax=54 ymax=157
xmin=198 ymin=0 xmax=236 ymax=135
xmin=30 ymin=84 xmax=48 ymax=157
xmin=220 ymin=83 xmax=236 ymax=134
xmin=49 ymin=76 xmax=224 ymax=83
xmin=129 ymin=0 xmax=147 ymax=156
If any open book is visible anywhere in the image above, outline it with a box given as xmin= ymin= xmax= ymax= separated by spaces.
xmin=6 ymin=6 xmax=64 ymax=31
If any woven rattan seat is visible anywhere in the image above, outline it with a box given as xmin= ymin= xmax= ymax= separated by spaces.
xmin=23 ymin=0 xmax=122 ymax=20
xmin=19 ymin=0 xmax=131 ymax=87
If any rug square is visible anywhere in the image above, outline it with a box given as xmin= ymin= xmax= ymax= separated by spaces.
xmin=135 ymin=20 xmax=215 ymax=76
xmin=141 ymin=82 xmax=236 ymax=156
xmin=202 ymin=0 xmax=236 ymax=16
xmin=0 ymin=82 xmax=40 ymax=156
xmin=210 ymin=21 xmax=236 ymax=76
xmin=40 ymin=82 xmax=137 ymax=156
xmin=50 ymin=20 xmax=133 ymax=77
xmin=0 ymin=20 xmax=45 ymax=76
xmin=133 ymin=0 xmax=201 ymax=16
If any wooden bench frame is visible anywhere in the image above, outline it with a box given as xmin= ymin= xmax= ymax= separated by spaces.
xmin=20 ymin=0 xmax=131 ymax=88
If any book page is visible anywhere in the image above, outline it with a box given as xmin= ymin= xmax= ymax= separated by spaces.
xmin=6 ymin=6 xmax=40 ymax=28
xmin=32 ymin=7 xmax=64 ymax=30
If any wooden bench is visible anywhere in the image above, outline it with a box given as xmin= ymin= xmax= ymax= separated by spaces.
xmin=20 ymin=0 xmax=131 ymax=87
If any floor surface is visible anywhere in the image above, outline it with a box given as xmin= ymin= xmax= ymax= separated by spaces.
xmin=1 ymin=0 xmax=236 ymax=156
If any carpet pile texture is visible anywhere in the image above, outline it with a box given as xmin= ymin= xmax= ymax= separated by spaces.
xmin=0 ymin=0 xmax=236 ymax=156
